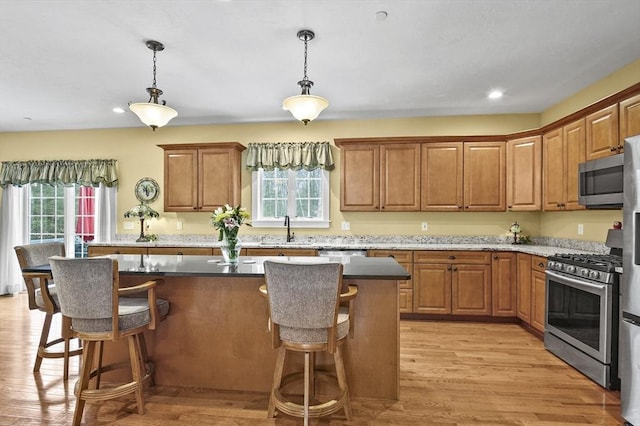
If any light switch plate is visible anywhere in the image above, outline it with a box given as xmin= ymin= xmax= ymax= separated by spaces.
xmin=341 ymin=221 xmax=350 ymax=231
xmin=123 ymin=221 xmax=134 ymax=230
xmin=577 ymin=224 xmax=584 ymax=235
xmin=421 ymin=222 xmax=428 ymax=231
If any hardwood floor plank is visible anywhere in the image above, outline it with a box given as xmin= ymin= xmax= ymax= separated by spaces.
xmin=0 ymin=293 xmax=624 ymax=425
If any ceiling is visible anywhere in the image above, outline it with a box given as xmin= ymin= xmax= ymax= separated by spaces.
xmin=1 ymin=0 xmax=639 ymax=133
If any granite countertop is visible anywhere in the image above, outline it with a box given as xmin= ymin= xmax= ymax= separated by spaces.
xmin=91 ymin=234 xmax=609 ymax=258
xmin=25 ymin=254 xmax=411 ymax=280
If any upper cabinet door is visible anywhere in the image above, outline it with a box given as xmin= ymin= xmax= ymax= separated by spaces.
xmin=542 ymin=128 xmax=564 ymax=211
xmin=199 ymin=147 xmax=242 ymax=211
xmin=586 ymin=104 xmax=619 ymax=160
xmin=463 ymin=142 xmax=506 ymax=211
xmin=620 ymin=94 xmax=640 ymax=145
xmin=164 ymin=149 xmax=199 ymax=212
xmin=421 ymin=142 xmax=464 ymax=211
xmin=340 ymin=144 xmax=380 ymax=211
xmin=563 ymin=119 xmax=586 ymax=210
xmin=380 ymin=144 xmax=421 ymax=211
xmin=506 ymin=136 xmax=541 ymax=211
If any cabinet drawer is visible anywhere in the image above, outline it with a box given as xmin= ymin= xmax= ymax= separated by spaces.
xmin=368 ymin=249 xmax=413 ymax=263
xmin=531 ymin=255 xmax=547 ymax=273
xmin=399 ymin=289 xmax=413 ymax=313
xmin=414 ymin=250 xmax=491 ymax=264
xmin=148 ymin=247 xmax=213 ymax=256
xmin=244 ymin=248 xmax=318 ymax=257
xmin=88 ymin=246 xmax=148 ymax=256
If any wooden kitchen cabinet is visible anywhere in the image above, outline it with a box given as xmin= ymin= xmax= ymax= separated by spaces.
xmin=506 ymin=136 xmax=541 ymax=211
xmin=421 ymin=142 xmax=464 ymax=211
xmin=159 ymin=142 xmax=245 ymax=212
xmin=88 ymin=246 xmax=148 ymax=256
xmin=491 ymin=252 xmax=517 ymax=317
xmin=516 ymin=253 xmax=547 ymax=332
xmin=463 ymin=142 xmax=506 ymax=211
xmin=413 ymin=251 xmax=491 ymax=315
xmin=530 ymin=256 xmax=547 ymax=333
xmin=421 ymin=141 xmax=505 ymax=212
xmin=369 ymin=250 xmax=413 ymax=313
xmin=337 ymin=142 xmax=420 ymax=211
xmin=586 ymin=104 xmax=619 ymax=160
xmin=516 ymin=253 xmax=532 ymax=323
xmin=543 ymin=119 xmax=585 ymax=211
xmin=620 ymin=94 xmax=640 ymax=144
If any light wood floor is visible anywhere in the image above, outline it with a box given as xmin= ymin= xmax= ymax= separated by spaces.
xmin=1 ymin=292 xmax=624 ymax=425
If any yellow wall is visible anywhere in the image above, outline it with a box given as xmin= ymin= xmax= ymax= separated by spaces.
xmin=0 ymin=61 xmax=636 ymax=243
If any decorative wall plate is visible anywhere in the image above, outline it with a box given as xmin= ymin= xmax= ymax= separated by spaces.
xmin=135 ymin=177 xmax=160 ymax=203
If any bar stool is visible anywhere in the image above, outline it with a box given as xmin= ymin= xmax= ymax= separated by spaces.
xmin=14 ymin=242 xmax=82 ymax=379
xmin=49 ymin=256 xmax=170 ymax=426
xmin=261 ymin=261 xmax=358 ymax=425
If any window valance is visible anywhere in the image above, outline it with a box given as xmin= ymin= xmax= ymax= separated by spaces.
xmin=245 ymin=142 xmax=335 ymax=172
xmin=0 ymin=159 xmax=118 ymax=188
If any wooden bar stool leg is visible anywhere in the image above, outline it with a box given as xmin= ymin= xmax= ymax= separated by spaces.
xmin=268 ymin=347 xmax=286 ymax=418
xmin=128 ymin=335 xmax=145 ymax=415
xmin=34 ymin=313 xmax=53 ymax=373
xmin=334 ymin=346 xmax=352 ymax=420
xmin=304 ymin=352 xmax=310 ymax=426
xmin=73 ymin=341 xmax=96 ymax=426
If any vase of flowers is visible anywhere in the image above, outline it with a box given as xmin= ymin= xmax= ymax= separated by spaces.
xmin=211 ymin=204 xmax=251 ymax=264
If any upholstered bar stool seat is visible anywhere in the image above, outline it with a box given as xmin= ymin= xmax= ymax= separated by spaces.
xmin=49 ymin=256 xmax=170 ymax=426
xmin=262 ymin=261 xmax=358 ymax=425
xmin=14 ymin=242 xmax=83 ymax=379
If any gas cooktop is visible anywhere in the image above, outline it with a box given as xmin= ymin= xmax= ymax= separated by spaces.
xmin=547 ymin=253 xmax=621 ymax=284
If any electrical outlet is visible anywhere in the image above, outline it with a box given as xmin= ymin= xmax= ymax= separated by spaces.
xmin=176 ymin=221 xmax=183 ymax=230
xmin=123 ymin=221 xmax=134 ymax=230
xmin=421 ymin=222 xmax=428 ymax=231
xmin=578 ymin=224 xmax=584 ymax=235
xmin=341 ymin=221 xmax=350 ymax=231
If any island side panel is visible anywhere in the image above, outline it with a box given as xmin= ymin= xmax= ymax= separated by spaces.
xmin=114 ymin=274 xmax=399 ymax=400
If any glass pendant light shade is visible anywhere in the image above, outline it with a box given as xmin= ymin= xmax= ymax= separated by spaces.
xmin=282 ymin=94 xmax=329 ymax=125
xmin=129 ymin=102 xmax=178 ymax=130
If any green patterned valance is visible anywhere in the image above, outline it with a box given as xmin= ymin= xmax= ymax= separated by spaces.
xmin=245 ymin=142 xmax=335 ymax=172
xmin=0 ymin=159 xmax=118 ymax=188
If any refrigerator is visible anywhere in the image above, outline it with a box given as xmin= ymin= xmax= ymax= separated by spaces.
xmin=621 ymin=135 xmax=640 ymax=425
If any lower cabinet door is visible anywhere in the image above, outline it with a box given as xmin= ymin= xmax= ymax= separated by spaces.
xmin=452 ymin=264 xmax=492 ymax=315
xmin=413 ymin=263 xmax=452 ymax=314
xmin=531 ymin=270 xmax=547 ymax=332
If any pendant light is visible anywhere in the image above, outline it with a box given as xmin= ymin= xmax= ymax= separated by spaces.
xmin=129 ymin=40 xmax=178 ymax=131
xmin=282 ymin=29 xmax=328 ymax=125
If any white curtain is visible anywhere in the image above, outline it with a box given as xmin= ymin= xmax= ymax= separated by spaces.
xmin=94 ymin=184 xmax=117 ymax=243
xmin=0 ymin=185 xmax=30 ymax=295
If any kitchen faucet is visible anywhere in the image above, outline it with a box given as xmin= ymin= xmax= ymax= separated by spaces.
xmin=284 ymin=215 xmax=294 ymax=242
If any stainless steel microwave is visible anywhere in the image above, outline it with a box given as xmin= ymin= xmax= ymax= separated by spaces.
xmin=578 ymin=153 xmax=623 ymax=208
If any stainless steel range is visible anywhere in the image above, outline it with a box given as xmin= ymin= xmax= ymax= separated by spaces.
xmin=544 ymin=247 xmax=621 ymax=390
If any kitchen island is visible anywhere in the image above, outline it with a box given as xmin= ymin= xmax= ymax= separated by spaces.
xmin=53 ymin=254 xmax=409 ymax=400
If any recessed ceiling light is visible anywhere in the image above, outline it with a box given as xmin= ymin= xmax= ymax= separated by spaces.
xmin=488 ymin=90 xmax=503 ymax=100
xmin=112 ymin=107 xmax=126 ymax=113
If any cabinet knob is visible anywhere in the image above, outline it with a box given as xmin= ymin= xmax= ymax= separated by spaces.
xmin=177 ymin=251 xmax=183 ymax=255
xmin=538 ymin=262 xmax=545 ymax=267
xmin=493 ymin=255 xmax=498 ymax=259
xmin=465 ymin=206 xmax=469 ymax=209
xmin=507 ymin=205 xmax=512 ymax=209
xmin=458 ymin=206 xmax=463 ymax=209
xmin=387 ymin=254 xmax=395 ymax=259
xmin=193 ymin=207 xmax=197 ymax=210
xmin=447 ymin=265 xmax=452 ymax=271
xmin=448 ymin=255 xmax=456 ymax=260
xmin=452 ymin=266 xmax=457 ymax=271
xmin=278 ymin=253 xmax=285 ymax=256
xmin=610 ymin=146 xmax=617 ymax=151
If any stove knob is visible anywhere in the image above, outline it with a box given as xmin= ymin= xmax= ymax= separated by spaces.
xmin=566 ymin=265 xmax=577 ymax=274
xmin=555 ymin=263 xmax=564 ymax=271
xmin=580 ymin=268 xmax=589 ymax=277
xmin=589 ymin=270 xmax=600 ymax=280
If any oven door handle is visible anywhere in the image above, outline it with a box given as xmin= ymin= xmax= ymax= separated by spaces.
xmin=545 ymin=270 xmax=607 ymax=292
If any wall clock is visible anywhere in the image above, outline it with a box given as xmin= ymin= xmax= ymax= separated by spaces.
xmin=135 ymin=177 xmax=160 ymax=203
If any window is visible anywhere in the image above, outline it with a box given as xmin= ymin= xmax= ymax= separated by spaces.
xmin=29 ymin=183 xmax=95 ymax=257
xmin=251 ymin=168 xmax=330 ymax=228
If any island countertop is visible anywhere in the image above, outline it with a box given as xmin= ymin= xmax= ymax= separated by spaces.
xmin=25 ymin=254 xmax=411 ymax=280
